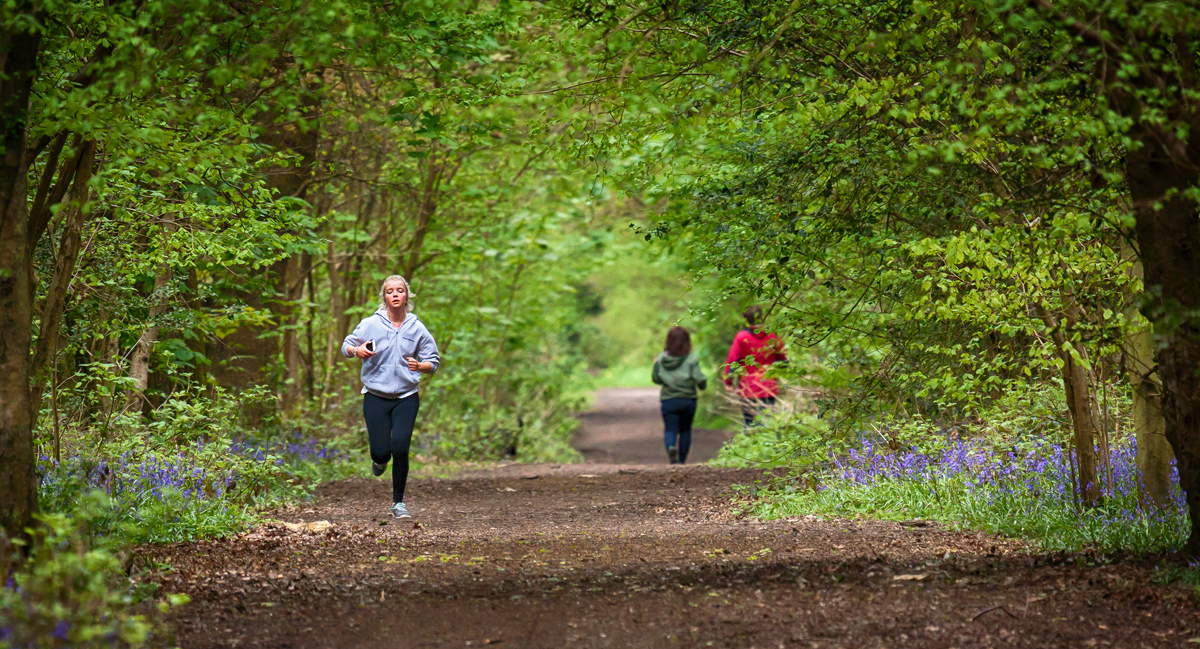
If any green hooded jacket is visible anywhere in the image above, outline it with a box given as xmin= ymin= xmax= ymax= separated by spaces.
xmin=651 ymin=353 xmax=708 ymax=401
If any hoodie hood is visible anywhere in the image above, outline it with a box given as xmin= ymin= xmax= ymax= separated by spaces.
xmin=659 ymin=353 xmax=688 ymax=370
xmin=375 ymin=308 xmax=416 ymax=326
xmin=744 ymin=327 xmax=771 ymax=339
xmin=652 ymin=352 xmax=708 ymax=400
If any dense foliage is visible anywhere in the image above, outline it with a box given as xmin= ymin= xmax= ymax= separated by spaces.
xmin=5 ymin=0 xmax=1200 ymax=643
xmin=1 ymin=0 xmax=613 ymax=498
xmin=530 ymin=0 xmax=1200 ymax=554
xmin=0 ymin=2 xmax=622 ymax=644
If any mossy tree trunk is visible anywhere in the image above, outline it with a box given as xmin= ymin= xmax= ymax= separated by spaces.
xmin=0 ymin=3 xmax=44 ymax=543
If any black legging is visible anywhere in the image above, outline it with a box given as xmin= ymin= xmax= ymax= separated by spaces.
xmin=363 ymin=392 xmax=420 ymax=503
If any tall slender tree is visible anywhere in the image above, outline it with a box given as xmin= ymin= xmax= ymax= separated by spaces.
xmin=0 ymin=1 xmax=45 ymax=543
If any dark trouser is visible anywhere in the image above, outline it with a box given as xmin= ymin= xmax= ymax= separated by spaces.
xmin=661 ymin=397 xmax=697 ymax=464
xmin=742 ymin=396 xmax=777 ymax=427
xmin=363 ymin=392 xmax=420 ymax=503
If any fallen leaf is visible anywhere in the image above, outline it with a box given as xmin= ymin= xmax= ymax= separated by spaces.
xmin=281 ymin=521 xmax=334 ymax=533
xmin=893 ymin=573 xmax=928 ymax=581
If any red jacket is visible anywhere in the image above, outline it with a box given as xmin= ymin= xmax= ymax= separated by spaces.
xmin=724 ymin=329 xmax=786 ymax=399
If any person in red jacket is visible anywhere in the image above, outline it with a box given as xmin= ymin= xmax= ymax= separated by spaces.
xmin=724 ymin=306 xmax=787 ymax=427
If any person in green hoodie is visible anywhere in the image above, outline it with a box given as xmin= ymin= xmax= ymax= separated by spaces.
xmin=651 ymin=326 xmax=708 ymax=464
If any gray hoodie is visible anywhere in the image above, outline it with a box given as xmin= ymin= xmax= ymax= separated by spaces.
xmin=651 ymin=353 xmax=708 ymax=401
xmin=342 ymin=309 xmax=440 ymax=398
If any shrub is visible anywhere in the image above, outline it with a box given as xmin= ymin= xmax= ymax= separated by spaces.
xmin=38 ymin=386 xmax=361 ymax=544
xmin=0 ymin=495 xmax=174 ymax=648
xmin=712 ymin=409 xmax=830 ymax=468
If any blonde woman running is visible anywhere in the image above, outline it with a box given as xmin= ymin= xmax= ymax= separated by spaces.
xmin=342 ymin=275 xmax=440 ymax=518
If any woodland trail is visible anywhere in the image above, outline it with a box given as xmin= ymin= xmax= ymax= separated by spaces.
xmin=152 ymin=389 xmax=1199 ymax=648
xmin=572 ymin=387 xmax=732 ymax=465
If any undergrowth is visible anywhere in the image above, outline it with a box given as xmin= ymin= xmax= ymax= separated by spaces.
xmin=2 ymin=386 xmax=363 ymax=648
xmin=720 ymin=387 xmax=1190 ymax=555
xmin=754 ymin=437 xmax=1186 ymax=554
xmin=0 ymin=497 xmax=171 ymax=649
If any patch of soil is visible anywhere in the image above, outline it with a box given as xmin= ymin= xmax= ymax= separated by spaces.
xmin=144 ymin=392 xmax=1199 ymax=648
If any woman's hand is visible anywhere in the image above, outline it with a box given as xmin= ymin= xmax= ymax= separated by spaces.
xmin=355 ymin=344 xmax=376 ymax=359
xmin=407 ymin=357 xmax=432 ymax=373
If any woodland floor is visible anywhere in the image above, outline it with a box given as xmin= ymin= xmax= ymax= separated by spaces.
xmin=147 ymin=388 xmax=1200 ymax=648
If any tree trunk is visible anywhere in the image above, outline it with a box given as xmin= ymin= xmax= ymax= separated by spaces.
xmin=93 ymin=331 xmax=119 ymax=429
xmin=208 ymin=74 xmax=320 ymax=408
xmin=403 ymin=157 xmax=444 ymax=279
xmin=1060 ymin=342 xmax=1104 ymax=507
xmin=126 ymin=256 xmax=172 ymax=411
xmin=28 ymin=133 xmax=85 ymax=252
xmin=184 ymin=267 xmax=209 ymax=384
xmin=280 ymin=251 xmax=309 ymax=411
xmin=266 ymin=79 xmax=319 ymax=413
xmin=26 ymin=131 xmax=68 ymax=246
xmin=1123 ymin=254 xmax=1175 ymax=510
xmin=304 ymin=260 xmax=316 ymax=401
xmin=1039 ymin=306 xmax=1103 ymax=506
xmin=1127 ymin=132 xmax=1200 ymax=554
xmin=321 ymin=234 xmax=344 ymax=412
xmin=322 ymin=196 xmax=370 ymax=412
xmin=29 ymin=141 xmax=97 ymax=415
xmin=0 ymin=6 xmax=44 ymax=543
xmin=1130 ymin=324 xmax=1174 ymax=510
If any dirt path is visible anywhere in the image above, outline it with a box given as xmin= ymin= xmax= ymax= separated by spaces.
xmin=151 ymin=391 xmax=1199 ymax=648
xmin=573 ymin=387 xmax=732 ymax=464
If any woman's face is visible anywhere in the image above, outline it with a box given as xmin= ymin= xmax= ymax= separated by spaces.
xmin=383 ymin=281 xmax=407 ymax=310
